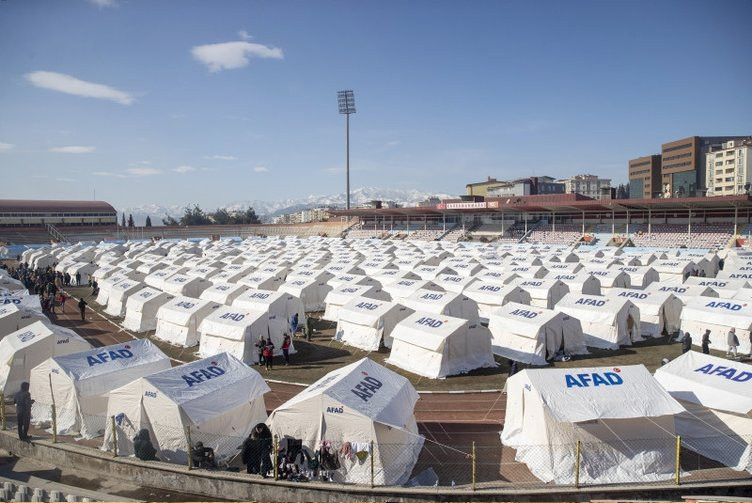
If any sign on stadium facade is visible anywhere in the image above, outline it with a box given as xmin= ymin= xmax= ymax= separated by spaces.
xmin=439 ymin=202 xmax=488 ymax=210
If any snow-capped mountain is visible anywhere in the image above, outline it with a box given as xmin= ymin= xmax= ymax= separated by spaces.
xmin=120 ymin=187 xmax=454 ymax=226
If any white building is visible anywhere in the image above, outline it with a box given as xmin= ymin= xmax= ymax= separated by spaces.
xmin=706 ymin=138 xmax=752 ymax=196
xmin=558 ymin=174 xmax=611 ymax=199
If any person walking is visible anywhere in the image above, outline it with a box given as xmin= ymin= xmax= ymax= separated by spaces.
xmin=256 ymin=335 xmax=266 ymax=367
xmin=75 ymin=271 xmax=81 ymax=286
xmin=681 ymin=332 xmax=692 ymax=354
xmin=305 ymin=316 xmax=314 ymax=341
xmin=727 ymin=327 xmax=739 ymax=358
xmin=701 ymin=329 xmax=711 ymax=355
xmin=14 ymin=382 xmax=34 ymax=441
xmin=78 ymin=297 xmax=88 ymax=321
xmin=281 ymin=335 xmax=291 ymax=366
xmin=241 ymin=430 xmax=261 ymax=474
xmin=263 ymin=338 xmax=275 ymax=371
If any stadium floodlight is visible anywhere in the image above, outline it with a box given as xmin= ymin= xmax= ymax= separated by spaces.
xmin=337 ymin=90 xmax=356 ymax=210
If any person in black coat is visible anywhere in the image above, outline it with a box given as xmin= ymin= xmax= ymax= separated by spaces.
xmin=133 ymin=429 xmax=157 ymax=461
xmin=682 ymin=332 xmax=692 ymax=354
xmin=241 ymin=430 xmax=262 ymax=474
xmin=14 ymin=382 xmax=34 ymax=441
xmin=701 ymin=329 xmax=711 ymax=354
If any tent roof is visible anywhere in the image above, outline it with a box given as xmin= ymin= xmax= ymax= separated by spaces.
xmin=276 ymin=357 xmax=418 ymax=427
xmin=391 ymin=311 xmax=467 ymax=351
xmin=143 ymin=352 xmax=270 ymax=423
xmin=515 ymin=364 xmax=684 ymax=423
xmin=654 ymin=351 xmax=752 ymax=415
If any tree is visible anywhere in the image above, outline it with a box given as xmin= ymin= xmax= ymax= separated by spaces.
xmin=145 ymin=215 xmax=152 ymax=227
xmin=127 ymin=214 xmax=135 ymax=227
xmin=162 ymin=215 xmax=179 ymax=226
xmin=121 ymin=212 xmax=126 ymax=227
xmin=210 ymin=208 xmax=231 ymax=225
xmin=180 ymin=204 xmax=211 ymax=226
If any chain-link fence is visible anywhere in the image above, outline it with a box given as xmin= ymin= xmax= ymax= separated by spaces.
xmin=2 ymin=396 xmax=751 ymax=490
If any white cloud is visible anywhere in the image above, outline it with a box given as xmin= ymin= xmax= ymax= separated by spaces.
xmin=88 ymin=0 xmax=117 ymax=6
xmin=238 ymin=30 xmax=252 ymax=41
xmin=126 ymin=167 xmax=161 ymax=176
xmin=385 ymin=140 xmax=401 ymax=147
xmin=93 ymin=171 xmax=123 ymax=178
xmin=204 ymin=155 xmax=237 ymax=161
xmin=191 ymin=41 xmax=283 ymax=72
xmin=173 ymin=165 xmax=196 ymax=174
xmin=254 ymin=166 xmax=269 ymax=173
xmin=50 ymin=145 xmax=95 ymax=154
xmin=0 ymin=143 xmax=14 ymax=152
xmin=25 ymin=71 xmax=134 ymax=105
xmin=56 ymin=177 xmax=75 ymax=183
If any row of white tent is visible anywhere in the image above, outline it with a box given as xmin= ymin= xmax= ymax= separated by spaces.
xmin=15 ymin=238 xmax=750 ymax=368
xmin=16 ymin=334 xmax=752 ymax=485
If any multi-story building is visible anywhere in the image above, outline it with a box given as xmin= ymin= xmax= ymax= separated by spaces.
xmin=660 ymin=136 xmax=749 ymax=197
xmin=628 ymin=155 xmax=661 ymax=199
xmin=472 ymin=176 xmax=564 ymax=198
xmin=300 ymin=207 xmax=333 ymax=223
xmin=558 ymin=174 xmax=611 ymax=199
xmin=705 ymin=138 xmax=752 ymax=196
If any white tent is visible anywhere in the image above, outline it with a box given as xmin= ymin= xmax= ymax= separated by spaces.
xmin=680 ymin=296 xmax=752 ymax=355
xmin=199 ymin=282 xmax=251 ymax=305
xmin=549 ymin=273 xmax=601 ymax=295
xmin=513 ymin=278 xmax=569 ymax=309
xmin=0 ymin=304 xmax=45 ymax=337
xmin=278 ymin=278 xmax=332 ymax=312
xmin=505 ymin=265 xmax=548 ymax=279
xmin=94 ymin=273 xmax=129 ymax=306
xmin=323 ymin=285 xmax=388 ymax=322
xmin=161 ymin=274 xmax=212 ymax=298
xmin=460 ymin=282 xmax=531 ymax=323
xmin=327 ymin=274 xmax=381 ymax=290
xmin=154 ymin=296 xmax=221 ymax=347
xmin=267 ymin=358 xmax=423 ymax=485
xmin=232 ymin=289 xmax=305 ymax=352
xmin=615 ymin=265 xmax=660 ymax=290
xmin=198 ymin=306 xmax=285 ymax=364
xmin=585 ymin=269 xmax=630 ymax=291
xmin=334 ymin=297 xmax=413 ymax=350
xmin=606 ymin=288 xmax=682 ymax=338
xmin=104 ymin=280 xmax=147 ymax=317
xmin=67 ymin=263 xmax=98 ymax=286
xmin=654 ymin=351 xmax=752 ymax=473
xmin=122 ymin=288 xmax=174 ymax=333
xmin=238 ymin=272 xmax=284 ymax=291
xmin=487 ymin=302 xmax=587 ymax=365
xmin=381 ymin=279 xmax=441 ymax=305
xmin=144 ymin=266 xmax=187 ymax=290
xmin=30 ymin=339 xmax=171 ymax=438
xmin=651 ymin=260 xmax=697 ymax=284
xmin=646 ymin=282 xmax=719 ymax=305
xmin=0 ymin=321 xmax=91 ymax=396
xmin=103 ymin=352 xmax=270 ymax=464
xmin=555 ymin=293 xmax=641 ymax=349
xmin=387 ymin=311 xmax=495 ymax=379
xmin=400 ymin=289 xmax=481 ymax=325
xmin=501 ymin=365 xmax=684 ymax=484
xmin=434 ymin=273 xmax=478 ymax=293
xmin=0 ymin=291 xmax=43 ymax=315
xmin=683 ymin=276 xmax=749 ymax=298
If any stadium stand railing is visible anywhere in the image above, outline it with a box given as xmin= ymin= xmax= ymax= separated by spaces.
xmin=628 ymin=223 xmax=733 ymax=249
xmin=523 ymin=224 xmax=583 ymax=246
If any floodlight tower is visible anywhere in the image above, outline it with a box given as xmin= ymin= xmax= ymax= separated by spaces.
xmin=337 ymin=90 xmax=356 ymax=210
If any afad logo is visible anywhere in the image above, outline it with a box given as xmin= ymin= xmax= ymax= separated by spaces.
xmin=704 ymin=301 xmax=745 ymax=311
xmin=182 ymin=361 xmax=226 ymax=387
xmin=618 ymin=291 xmax=647 ymax=300
xmin=565 ymin=368 xmax=624 ymax=388
xmin=415 ymin=316 xmax=444 ymax=328
xmin=694 ymin=364 xmax=752 ymax=382
xmin=87 ymin=344 xmax=133 ymax=366
xmin=350 ymin=370 xmax=384 ymax=402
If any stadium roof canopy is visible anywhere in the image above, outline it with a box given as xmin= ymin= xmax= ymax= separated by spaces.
xmin=330 ymin=194 xmax=752 ymax=217
xmin=0 ymin=200 xmax=116 ymax=213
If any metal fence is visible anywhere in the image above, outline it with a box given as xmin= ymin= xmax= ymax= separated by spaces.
xmin=2 ymin=396 xmax=751 ymax=490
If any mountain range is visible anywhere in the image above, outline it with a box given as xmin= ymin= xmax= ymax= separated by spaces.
xmin=120 ymin=187 xmax=454 ymax=226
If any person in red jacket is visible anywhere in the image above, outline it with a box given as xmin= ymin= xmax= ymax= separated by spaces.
xmin=281 ymin=335 xmax=291 ymax=366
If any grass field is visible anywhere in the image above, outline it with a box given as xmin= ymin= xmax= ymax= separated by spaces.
xmin=65 ymin=285 xmax=743 ymax=392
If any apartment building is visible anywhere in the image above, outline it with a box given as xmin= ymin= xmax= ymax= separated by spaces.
xmin=705 ymin=138 xmax=752 ymax=196
xmin=628 ymin=155 xmax=661 ymax=199
xmin=558 ymin=174 xmax=611 ymax=199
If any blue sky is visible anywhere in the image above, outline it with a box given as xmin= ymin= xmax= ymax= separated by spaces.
xmin=1 ymin=0 xmax=751 ymax=210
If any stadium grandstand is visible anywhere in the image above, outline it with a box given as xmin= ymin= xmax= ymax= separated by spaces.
xmin=334 ymin=193 xmax=752 ymax=248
